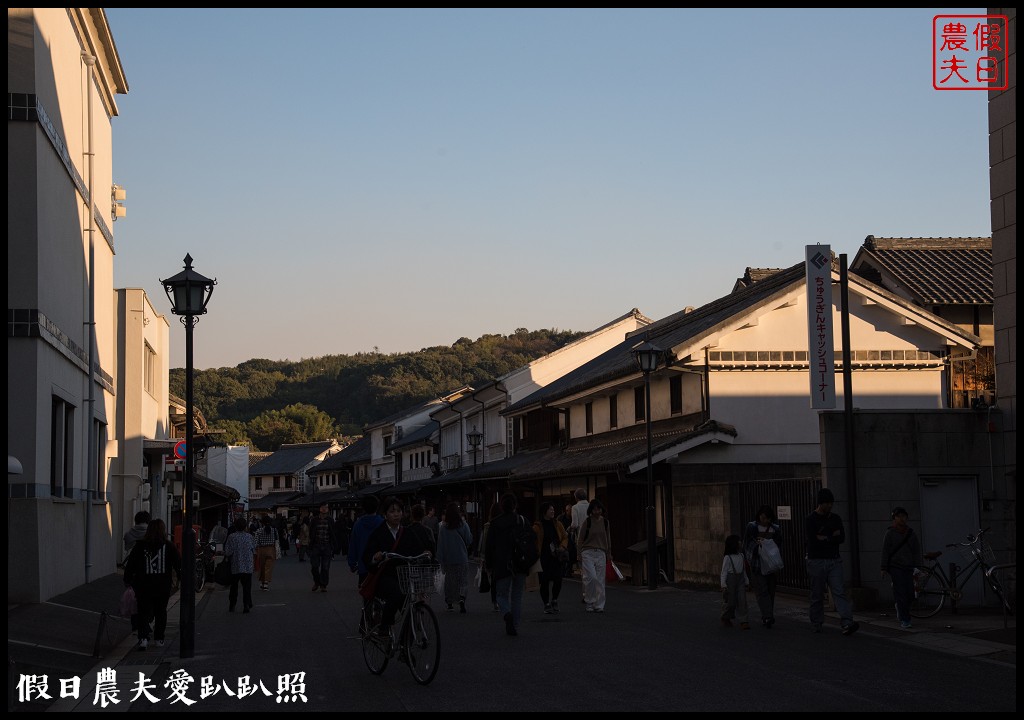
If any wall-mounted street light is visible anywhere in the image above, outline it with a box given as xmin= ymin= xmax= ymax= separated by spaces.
xmin=160 ymin=254 xmax=216 ymax=659
xmin=632 ymin=339 xmax=662 ymax=592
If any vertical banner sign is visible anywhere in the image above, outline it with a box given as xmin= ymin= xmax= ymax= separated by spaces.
xmin=806 ymin=246 xmax=835 ymax=409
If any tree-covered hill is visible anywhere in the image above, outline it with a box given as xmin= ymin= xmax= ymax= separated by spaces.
xmin=170 ymin=328 xmax=585 ymax=451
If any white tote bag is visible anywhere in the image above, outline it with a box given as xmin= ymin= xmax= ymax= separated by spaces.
xmin=758 ymin=538 xmax=784 ymax=575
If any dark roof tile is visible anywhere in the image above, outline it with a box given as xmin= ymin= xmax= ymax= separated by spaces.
xmin=854 ymin=236 xmax=992 ymax=305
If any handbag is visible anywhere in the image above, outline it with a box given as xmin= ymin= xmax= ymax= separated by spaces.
xmin=478 ymin=566 xmax=491 ymax=593
xmin=358 ymin=571 xmax=381 ymax=601
xmin=119 ymin=586 xmax=137 ymax=617
xmin=275 ymin=543 xmax=281 ymax=560
xmin=605 ymin=558 xmax=620 ymax=583
xmin=214 ymin=558 xmax=232 ymax=585
xmin=758 ymin=538 xmax=784 ymax=575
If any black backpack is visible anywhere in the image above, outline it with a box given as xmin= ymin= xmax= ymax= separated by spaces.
xmin=510 ymin=515 xmax=540 ymax=574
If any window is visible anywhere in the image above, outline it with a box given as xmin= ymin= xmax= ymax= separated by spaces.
xmin=51 ymin=397 xmax=74 ymax=498
xmin=273 ymin=476 xmax=281 ymax=489
xmin=634 ymin=386 xmax=645 ymax=422
xmin=383 ymin=434 xmax=392 ymax=455
xmin=609 ymin=394 xmax=618 ymax=429
xmin=255 ymin=478 xmax=263 ymax=491
xmin=670 ymin=375 xmax=683 ymax=415
xmin=144 ymin=342 xmax=156 ymax=395
xmin=92 ymin=420 xmax=107 ymax=498
xmin=585 ymin=402 xmax=593 ymax=434
xmin=285 ymin=476 xmax=292 ymax=489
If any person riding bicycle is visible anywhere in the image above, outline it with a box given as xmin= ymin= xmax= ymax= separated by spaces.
xmin=880 ymin=507 xmax=923 ymax=629
xmin=361 ymin=496 xmax=434 ymax=632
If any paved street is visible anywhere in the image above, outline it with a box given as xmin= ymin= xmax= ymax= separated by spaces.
xmin=14 ymin=555 xmax=1016 ymax=713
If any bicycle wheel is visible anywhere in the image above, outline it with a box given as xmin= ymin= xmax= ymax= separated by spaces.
xmin=985 ymin=572 xmax=1014 ymax=616
xmin=195 ymin=559 xmax=206 ymax=593
xmin=361 ymin=599 xmax=390 ymax=675
xmin=909 ymin=568 xmax=945 ymax=618
xmin=403 ymin=602 xmax=440 ymax=685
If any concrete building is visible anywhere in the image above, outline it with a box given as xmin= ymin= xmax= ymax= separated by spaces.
xmin=8 ymin=8 xmax=129 ymax=602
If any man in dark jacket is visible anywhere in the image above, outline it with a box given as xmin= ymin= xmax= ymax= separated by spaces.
xmin=805 ymin=488 xmax=859 ymax=636
xmin=484 ymin=493 xmax=528 ymax=636
xmin=308 ymin=503 xmax=339 ymax=592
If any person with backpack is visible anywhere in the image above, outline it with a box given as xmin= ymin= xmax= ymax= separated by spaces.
xmin=484 ymin=492 xmax=533 ymax=636
xmin=577 ymin=499 xmax=612 ymax=613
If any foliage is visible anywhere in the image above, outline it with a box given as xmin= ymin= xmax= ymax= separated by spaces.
xmin=171 ymin=328 xmax=585 ymax=451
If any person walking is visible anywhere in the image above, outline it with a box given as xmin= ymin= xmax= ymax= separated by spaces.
xmin=805 ymin=487 xmax=859 ymax=635
xmin=436 ymin=502 xmax=473 ymax=613
xmin=743 ymin=505 xmax=783 ymax=628
xmin=881 ymin=507 xmax=923 ymax=629
xmin=421 ymin=506 xmax=440 ymax=538
xmin=557 ymin=503 xmax=575 ymax=577
xmin=295 ymin=512 xmax=311 ymax=562
xmin=123 ymin=510 xmax=150 ymax=559
xmin=123 ymin=518 xmax=180 ymax=650
xmin=254 ymin=514 xmax=279 ymax=591
xmin=484 ymin=493 xmax=529 ymax=636
xmin=308 ymin=503 xmax=339 ymax=592
xmin=349 ymin=496 xmax=384 ymax=586
xmin=533 ymin=502 xmax=568 ymax=614
xmin=720 ymin=534 xmax=750 ymax=629
xmin=276 ymin=514 xmax=290 ymax=557
xmin=577 ymin=499 xmax=612 ymax=613
xmin=478 ymin=503 xmax=501 ymax=612
xmin=223 ymin=517 xmax=257 ymax=613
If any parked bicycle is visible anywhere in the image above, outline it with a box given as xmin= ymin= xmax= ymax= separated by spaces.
xmin=910 ymin=527 xmax=1012 ymax=619
xmin=359 ymin=552 xmax=441 ymax=685
xmin=194 ymin=537 xmax=217 ymax=593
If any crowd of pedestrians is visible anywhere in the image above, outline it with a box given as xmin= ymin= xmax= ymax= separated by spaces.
xmin=121 ymin=485 xmax=887 ymax=648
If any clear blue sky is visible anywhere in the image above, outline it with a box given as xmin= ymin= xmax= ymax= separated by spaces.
xmin=105 ymin=8 xmax=992 ymax=370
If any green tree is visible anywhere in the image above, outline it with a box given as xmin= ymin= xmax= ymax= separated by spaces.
xmin=246 ymin=403 xmax=338 ymax=451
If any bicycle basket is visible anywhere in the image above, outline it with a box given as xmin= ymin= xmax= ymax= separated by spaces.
xmin=957 ymin=540 xmax=996 ymax=566
xmin=397 ymin=564 xmax=439 ymax=595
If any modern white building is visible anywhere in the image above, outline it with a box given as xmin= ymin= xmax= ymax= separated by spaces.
xmin=8 ymin=8 xmax=130 ymax=602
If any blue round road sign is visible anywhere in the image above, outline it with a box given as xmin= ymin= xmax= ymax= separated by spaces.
xmin=174 ymin=441 xmax=187 ymax=459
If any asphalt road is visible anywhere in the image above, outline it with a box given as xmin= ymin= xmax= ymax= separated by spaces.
xmin=30 ymin=555 xmax=1017 ymax=712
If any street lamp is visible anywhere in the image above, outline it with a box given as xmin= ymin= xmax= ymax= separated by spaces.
xmin=466 ymin=427 xmax=483 ymax=473
xmin=466 ymin=426 xmax=484 ymax=554
xmin=160 ymin=254 xmax=216 ymax=659
xmin=632 ymin=339 xmax=662 ymax=592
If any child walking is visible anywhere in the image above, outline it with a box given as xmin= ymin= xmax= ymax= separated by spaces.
xmin=721 ymin=534 xmax=750 ymax=629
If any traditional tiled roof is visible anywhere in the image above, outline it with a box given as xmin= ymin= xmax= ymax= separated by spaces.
xmin=248 ymin=441 xmax=337 ymax=476
xmin=852 ymin=236 xmax=992 ymax=305
xmin=194 ymin=473 xmax=240 ymax=501
xmin=388 ymin=423 xmax=437 ymax=453
xmin=248 ymin=451 xmax=272 ymax=468
xmin=311 ymin=436 xmax=371 ymax=473
xmin=504 ymin=260 xmax=980 ymax=415
xmin=732 ymin=267 xmax=786 ymax=292
xmin=393 ymin=420 xmax=737 ymax=489
xmin=248 ymin=491 xmax=303 ymax=510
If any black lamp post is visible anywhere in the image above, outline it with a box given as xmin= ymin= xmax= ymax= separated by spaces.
xmin=466 ymin=426 xmax=484 ymax=555
xmin=632 ymin=340 xmax=662 ymax=592
xmin=160 ymin=254 xmax=216 ymax=659
xmin=466 ymin=427 xmax=483 ymax=473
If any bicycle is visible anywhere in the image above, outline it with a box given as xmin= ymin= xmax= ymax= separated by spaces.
xmin=359 ymin=552 xmax=441 ymax=685
xmin=910 ymin=527 xmax=1012 ymax=619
